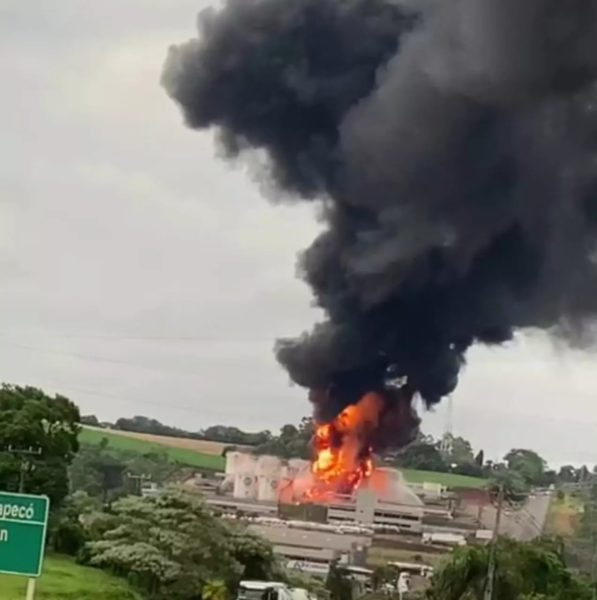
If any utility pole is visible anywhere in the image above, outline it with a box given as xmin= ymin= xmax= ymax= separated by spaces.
xmin=127 ymin=473 xmax=151 ymax=496
xmin=7 ymin=446 xmax=42 ymax=493
xmin=484 ymin=483 xmax=504 ymax=600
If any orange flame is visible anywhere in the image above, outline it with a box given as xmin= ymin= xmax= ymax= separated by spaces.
xmin=304 ymin=392 xmax=384 ymax=501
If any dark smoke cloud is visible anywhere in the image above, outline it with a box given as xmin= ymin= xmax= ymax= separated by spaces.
xmin=163 ymin=0 xmax=597 ymax=437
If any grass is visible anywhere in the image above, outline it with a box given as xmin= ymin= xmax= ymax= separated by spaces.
xmin=79 ymin=427 xmax=225 ymax=471
xmin=400 ymin=468 xmax=487 ymax=489
xmin=79 ymin=429 xmax=485 ymax=487
xmin=0 ymin=554 xmax=140 ymax=600
xmin=544 ymin=493 xmax=583 ymax=537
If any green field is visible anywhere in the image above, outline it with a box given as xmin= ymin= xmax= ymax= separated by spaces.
xmin=79 ymin=428 xmax=225 ymax=471
xmin=80 ymin=429 xmax=485 ymax=488
xmin=0 ymin=555 xmax=139 ymax=600
xmin=400 ymin=468 xmax=487 ymax=489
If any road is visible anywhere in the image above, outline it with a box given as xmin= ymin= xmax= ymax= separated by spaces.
xmin=477 ymin=492 xmax=552 ymax=541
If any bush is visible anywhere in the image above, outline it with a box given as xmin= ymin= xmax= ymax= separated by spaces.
xmin=53 ymin=517 xmax=87 ymax=556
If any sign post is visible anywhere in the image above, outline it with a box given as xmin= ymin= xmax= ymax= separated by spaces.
xmin=0 ymin=492 xmax=50 ymax=599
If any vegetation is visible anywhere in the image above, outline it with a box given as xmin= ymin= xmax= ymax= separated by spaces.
xmin=80 ymin=489 xmax=281 ymax=599
xmin=400 ymin=468 xmax=487 ymax=489
xmin=79 ymin=428 xmax=225 ymax=471
xmin=0 ymin=554 xmax=139 ymax=600
xmin=85 ymin=414 xmax=272 ymax=446
xmin=0 ymin=384 xmax=80 ymax=506
xmin=70 ymin=438 xmax=185 ymax=501
xmin=426 ymin=538 xmax=593 ymax=600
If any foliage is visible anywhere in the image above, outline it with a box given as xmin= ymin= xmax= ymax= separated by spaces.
xmin=70 ymin=439 xmax=182 ymax=500
xmin=395 ymin=439 xmax=448 ymax=472
xmin=426 ymin=538 xmax=593 ymax=600
xmin=326 ymin=560 xmax=354 ymax=600
xmin=254 ymin=418 xmax=313 ymax=459
xmin=82 ymin=415 xmax=101 ymax=426
xmin=487 ymin=467 xmax=530 ymax=503
xmin=505 ymin=449 xmax=547 ymax=487
xmin=109 ymin=415 xmax=272 ymax=447
xmin=83 ymin=489 xmax=278 ymax=599
xmin=79 ymin=427 xmax=226 ymax=470
xmin=0 ymin=554 xmax=140 ymax=600
xmin=50 ymin=491 xmax=101 ymax=556
xmin=0 ymin=384 xmax=80 ymax=506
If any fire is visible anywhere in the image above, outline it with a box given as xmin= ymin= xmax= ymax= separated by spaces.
xmin=304 ymin=392 xmax=383 ymax=501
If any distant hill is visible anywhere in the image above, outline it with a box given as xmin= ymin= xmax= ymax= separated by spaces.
xmin=79 ymin=426 xmax=226 ymax=471
xmin=80 ymin=427 xmax=487 ymax=488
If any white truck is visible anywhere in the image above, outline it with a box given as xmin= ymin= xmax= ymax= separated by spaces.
xmin=236 ymin=581 xmax=316 ymax=600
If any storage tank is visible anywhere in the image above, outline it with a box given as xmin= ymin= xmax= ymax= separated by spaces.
xmin=287 ymin=458 xmax=310 ymax=479
xmin=225 ymin=452 xmax=244 ymax=477
xmin=255 ymin=455 xmax=282 ymax=477
xmin=255 ymin=456 xmax=281 ymax=502
xmin=233 ymin=473 xmax=258 ymax=499
xmin=257 ymin=476 xmax=280 ymax=502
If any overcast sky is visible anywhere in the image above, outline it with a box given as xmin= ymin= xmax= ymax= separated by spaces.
xmin=1 ymin=0 xmax=597 ymax=468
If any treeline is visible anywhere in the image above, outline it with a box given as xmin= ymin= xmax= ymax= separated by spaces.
xmin=82 ymin=412 xmax=597 ymax=491
xmin=81 ymin=414 xmax=272 ymax=446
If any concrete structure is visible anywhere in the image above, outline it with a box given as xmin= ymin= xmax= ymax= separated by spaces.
xmin=256 ymin=455 xmax=283 ymax=502
xmin=226 ymin=452 xmax=291 ymax=502
xmin=325 ymin=469 xmax=425 ymax=533
xmin=248 ymin=523 xmax=371 ymax=578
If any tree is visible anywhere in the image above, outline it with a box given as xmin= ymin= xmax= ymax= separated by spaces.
xmin=426 ymin=538 xmax=592 ymax=600
xmin=488 ymin=467 xmax=530 ymax=504
xmin=70 ymin=439 xmax=182 ymax=501
xmin=326 ymin=560 xmax=354 ymax=600
xmin=0 ymin=384 xmax=80 ymax=506
xmin=445 ymin=435 xmax=475 ymax=465
xmin=84 ymin=489 xmax=279 ymax=599
xmin=504 ymin=449 xmax=547 ymax=487
xmin=395 ymin=440 xmax=447 ymax=472
xmin=558 ymin=465 xmax=579 ymax=484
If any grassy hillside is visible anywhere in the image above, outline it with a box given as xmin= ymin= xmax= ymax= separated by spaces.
xmin=0 ymin=555 xmax=139 ymax=600
xmin=79 ymin=427 xmax=225 ymax=471
xmin=80 ymin=428 xmax=486 ymax=488
xmin=401 ymin=468 xmax=487 ymax=489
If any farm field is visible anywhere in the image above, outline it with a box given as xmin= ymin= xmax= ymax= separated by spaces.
xmin=400 ymin=468 xmax=487 ymax=489
xmin=81 ymin=428 xmax=487 ymax=488
xmin=79 ymin=426 xmax=226 ymax=471
xmin=0 ymin=554 xmax=139 ymax=600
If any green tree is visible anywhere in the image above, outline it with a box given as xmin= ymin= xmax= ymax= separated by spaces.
xmin=396 ymin=440 xmax=447 ymax=472
xmin=326 ymin=560 xmax=353 ymax=600
xmin=0 ymin=384 xmax=80 ymax=506
xmin=445 ymin=435 xmax=475 ymax=465
xmin=504 ymin=449 xmax=547 ymax=487
xmin=488 ymin=467 xmax=530 ymax=504
xmin=84 ymin=489 xmax=278 ymax=599
xmin=203 ymin=579 xmax=229 ymax=600
xmin=426 ymin=538 xmax=592 ymax=600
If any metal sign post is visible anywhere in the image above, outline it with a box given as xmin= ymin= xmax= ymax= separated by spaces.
xmin=0 ymin=491 xmax=50 ymax=599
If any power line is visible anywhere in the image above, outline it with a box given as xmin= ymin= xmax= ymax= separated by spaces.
xmin=1 ymin=340 xmax=276 ymax=377
xmin=1 ymin=376 xmax=288 ymax=425
xmin=0 ymin=330 xmax=276 ymax=342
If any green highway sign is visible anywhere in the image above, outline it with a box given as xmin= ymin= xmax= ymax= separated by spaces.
xmin=0 ymin=492 xmax=49 ymax=578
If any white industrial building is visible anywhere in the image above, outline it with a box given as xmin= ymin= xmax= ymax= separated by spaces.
xmin=225 ymin=451 xmax=310 ymax=503
xmin=224 ymin=452 xmax=424 ymax=533
xmin=327 ymin=469 xmax=424 ymax=533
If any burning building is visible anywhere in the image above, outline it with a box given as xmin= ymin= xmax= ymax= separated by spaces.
xmin=164 ymin=0 xmax=597 ymax=475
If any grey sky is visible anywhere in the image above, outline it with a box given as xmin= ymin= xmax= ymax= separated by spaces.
xmin=1 ymin=0 xmax=596 ymax=467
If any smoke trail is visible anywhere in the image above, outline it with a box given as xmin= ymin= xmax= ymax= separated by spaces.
xmin=163 ymin=0 xmax=597 ymax=441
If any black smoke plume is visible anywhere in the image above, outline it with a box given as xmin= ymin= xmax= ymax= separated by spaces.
xmin=163 ymin=0 xmax=597 ymax=442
